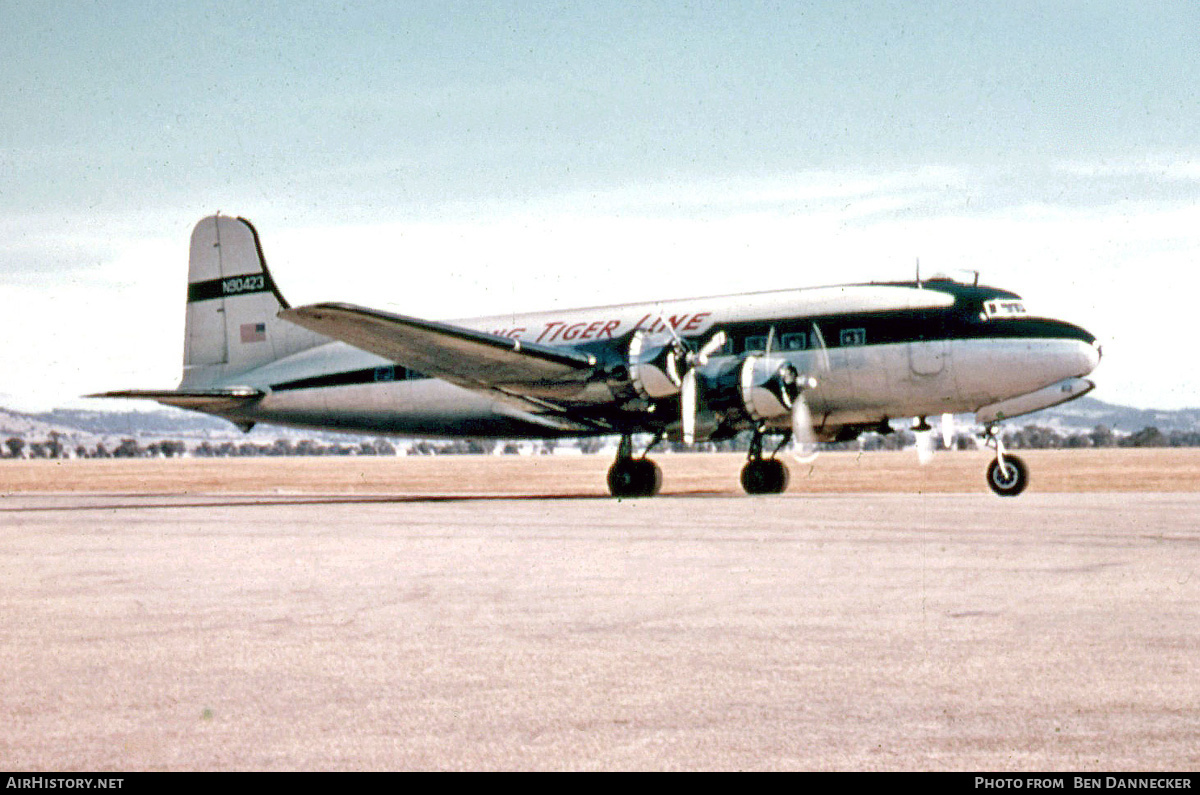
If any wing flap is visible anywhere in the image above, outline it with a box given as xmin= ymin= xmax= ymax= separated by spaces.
xmin=279 ymin=303 xmax=599 ymax=395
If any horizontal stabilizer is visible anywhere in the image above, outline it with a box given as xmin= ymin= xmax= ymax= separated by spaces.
xmin=87 ymin=387 xmax=265 ymax=413
xmin=279 ymin=303 xmax=599 ymax=395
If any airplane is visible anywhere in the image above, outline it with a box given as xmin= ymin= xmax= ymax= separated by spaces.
xmin=92 ymin=214 xmax=1102 ymax=498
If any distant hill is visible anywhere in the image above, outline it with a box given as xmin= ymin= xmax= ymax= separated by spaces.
xmin=14 ymin=407 xmax=234 ymax=435
xmin=0 ymin=405 xmax=374 ymax=445
xmin=1021 ymin=396 xmax=1200 ymax=434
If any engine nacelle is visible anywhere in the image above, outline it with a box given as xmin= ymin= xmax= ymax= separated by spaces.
xmin=740 ymin=355 xmax=800 ymax=421
xmin=626 ymin=330 xmax=683 ymax=399
xmin=701 ymin=354 xmax=805 ymax=423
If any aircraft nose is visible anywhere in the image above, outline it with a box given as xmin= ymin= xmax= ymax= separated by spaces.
xmin=1082 ymin=338 xmax=1102 ymax=375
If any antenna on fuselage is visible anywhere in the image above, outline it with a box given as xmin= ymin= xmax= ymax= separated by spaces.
xmin=916 ymin=257 xmax=922 ymax=288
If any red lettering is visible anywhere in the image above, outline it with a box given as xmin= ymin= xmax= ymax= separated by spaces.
xmin=578 ymin=320 xmax=603 ymax=340
xmin=684 ymin=312 xmax=710 ymax=331
xmin=668 ymin=314 xmax=688 ymax=329
xmin=561 ymin=322 xmax=587 ymax=341
xmin=536 ymin=321 xmax=563 ymax=343
xmin=633 ymin=313 xmax=652 ymax=331
xmin=598 ymin=319 xmax=621 ymax=338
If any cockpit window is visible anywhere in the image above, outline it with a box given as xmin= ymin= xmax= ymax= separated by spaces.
xmin=983 ymin=299 xmax=1027 ymax=319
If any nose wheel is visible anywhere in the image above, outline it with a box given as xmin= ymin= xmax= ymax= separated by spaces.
xmin=983 ymin=425 xmax=1028 ymax=497
xmin=986 ymin=456 xmax=1028 ymax=496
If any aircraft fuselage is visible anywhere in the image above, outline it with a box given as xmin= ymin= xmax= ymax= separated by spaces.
xmin=226 ymin=279 xmax=1099 ymax=441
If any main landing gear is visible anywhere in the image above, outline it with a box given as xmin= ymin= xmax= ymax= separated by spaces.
xmin=740 ymin=428 xmax=791 ymax=495
xmin=607 ymin=434 xmax=663 ymax=498
xmin=983 ymin=425 xmax=1028 ymax=497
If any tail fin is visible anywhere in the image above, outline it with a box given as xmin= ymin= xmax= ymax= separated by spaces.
xmin=182 ymin=215 xmax=322 ymax=387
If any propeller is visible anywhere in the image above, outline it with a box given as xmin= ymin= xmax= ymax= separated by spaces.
xmin=915 ymin=423 xmax=935 ymax=464
xmin=648 ymin=305 xmax=730 ymax=445
xmin=913 ymin=412 xmax=956 ymax=464
xmin=791 ymin=389 xmax=820 ymax=463
xmin=679 ymin=330 xmax=728 ymax=443
xmin=789 ymin=321 xmax=828 ymax=462
xmin=626 ymin=311 xmax=726 ymax=439
xmin=910 ymin=413 xmax=956 ymax=464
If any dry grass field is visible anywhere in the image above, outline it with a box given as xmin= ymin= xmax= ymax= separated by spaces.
xmin=3 ymin=448 xmax=1200 ymax=496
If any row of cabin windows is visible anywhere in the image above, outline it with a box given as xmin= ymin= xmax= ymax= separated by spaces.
xmin=381 ymin=329 xmax=868 ymax=383
xmin=720 ymin=328 xmax=866 ymax=355
xmin=366 ymin=329 xmax=870 ymax=388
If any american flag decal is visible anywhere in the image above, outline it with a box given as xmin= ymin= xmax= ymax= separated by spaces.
xmin=240 ymin=322 xmax=267 ymax=343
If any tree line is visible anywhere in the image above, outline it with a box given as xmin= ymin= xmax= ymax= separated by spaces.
xmin=3 ymin=424 xmax=1199 ymax=460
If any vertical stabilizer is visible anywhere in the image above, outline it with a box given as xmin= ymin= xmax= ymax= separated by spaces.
xmin=182 ymin=215 xmax=322 ymax=387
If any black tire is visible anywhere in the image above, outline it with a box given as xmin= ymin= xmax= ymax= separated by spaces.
xmin=607 ymin=458 xmax=662 ymax=498
xmin=741 ymin=458 xmax=790 ymax=495
xmin=986 ymin=455 xmax=1028 ymax=497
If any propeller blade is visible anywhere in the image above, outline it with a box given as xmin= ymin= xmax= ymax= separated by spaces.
xmin=654 ymin=303 xmax=683 ymax=346
xmin=664 ymin=345 xmax=683 ymax=387
xmin=696 ymin=330 xmax=727 ymax=365
xmin=941 ymin=412 xmax=954 ymax=449
xmin=915 ymin=428 xmax=935 ymax=465
xmin=681 ymin=369 xmax=697 ymax=444
xmin=791 ymin=395 xmax=820 ymax=463
xmin=810 ymin=321 xmax=831 ymax=373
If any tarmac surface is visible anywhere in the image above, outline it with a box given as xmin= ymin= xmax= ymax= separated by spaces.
xmin=2 ymin=489 xmax=1198 ymax=770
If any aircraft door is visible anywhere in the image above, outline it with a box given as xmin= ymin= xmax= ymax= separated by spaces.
xmin=908 ymin=314 xmax=949 ymax=376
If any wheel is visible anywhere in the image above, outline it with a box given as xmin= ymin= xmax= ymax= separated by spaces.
xmin=741 ymin=458 xmax=790 ymax=495
xmin=986 ymin=455 xmax=1028 ymax=497
xmin=607 ymin=458 xmax=662 ymax=498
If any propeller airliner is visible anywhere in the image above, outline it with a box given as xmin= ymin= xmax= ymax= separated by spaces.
xmin=94 ymin=215 xmax=1101 ymax=497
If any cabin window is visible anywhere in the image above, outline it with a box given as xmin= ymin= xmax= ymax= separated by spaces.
xmin=744 ymin=335 xmax=768 ymax=353
xmin=374 ymin=366 xmax=395 ymax=382
xmin=840 ymin=328 xmax=866 ymax=346
xmin=780 ymin=332 xmax=807 ymax=351
xmin=983 ymin=300 xmax=1027 ymax=319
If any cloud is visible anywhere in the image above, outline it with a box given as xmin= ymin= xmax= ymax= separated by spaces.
xmin=3 ymin=159 xmax=1198 ymax=411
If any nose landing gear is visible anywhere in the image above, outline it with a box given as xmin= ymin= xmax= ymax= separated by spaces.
xmin=983 ymin=425 xmax=1028 ymax=497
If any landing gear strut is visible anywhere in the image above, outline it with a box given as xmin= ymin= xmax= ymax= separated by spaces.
xmin=740 ymin=427 xmax=790 ymax=495
xmin=607 ymin=433 xmax=663 ymax=498
xmin=983 ymin=425 xmax=1028 ymax=497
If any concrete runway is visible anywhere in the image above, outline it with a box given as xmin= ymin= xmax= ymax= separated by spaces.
xmin=1 ymin=491 xmax=1197 ymax=770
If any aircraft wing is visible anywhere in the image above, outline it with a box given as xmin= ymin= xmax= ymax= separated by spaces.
xmin=279 ymin=302 xmax=602 ymax=411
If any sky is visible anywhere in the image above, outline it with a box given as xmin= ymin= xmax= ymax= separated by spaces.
xmin=2 ymin=1 xmax=1199 ymax=411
